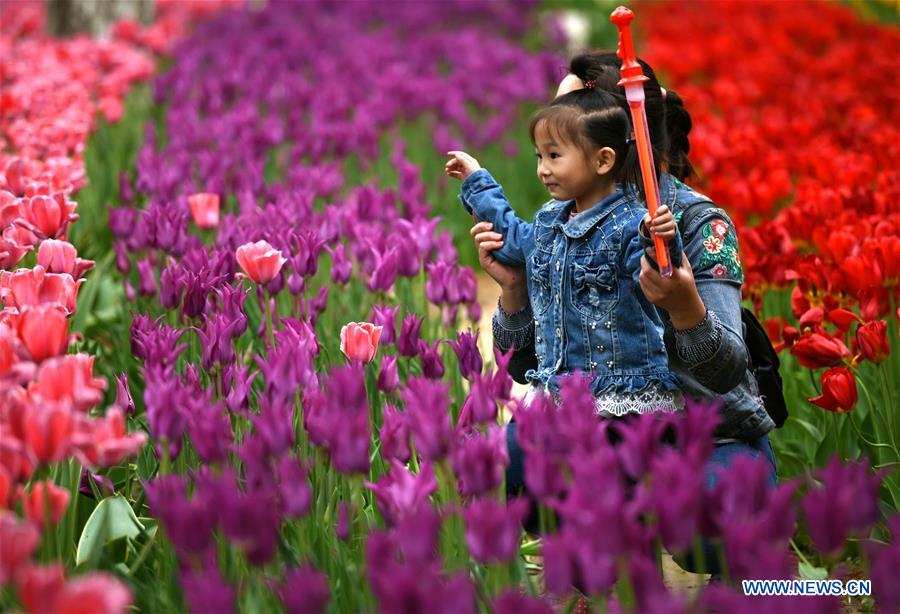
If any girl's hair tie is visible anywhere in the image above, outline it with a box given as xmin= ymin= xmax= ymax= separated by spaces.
xmin=625 ymin=137 xmax=634 ymax=146
xmin=584 ymin=79 xmax=596 ymax=90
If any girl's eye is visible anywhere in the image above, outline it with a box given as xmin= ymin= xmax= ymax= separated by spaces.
xmin=535 ymin=153 xmax=542 ymax=159
xmin=549 ymin=153 xmax=560 ymax=159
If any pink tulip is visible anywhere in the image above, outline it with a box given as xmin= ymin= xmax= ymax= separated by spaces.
xmin=340 ymin=322 xmax=383 ymax=363
xmin=37 ymin=239 xmax=95 ymax=279
xmin=22 ymin=480 xmax=70 ymax=527
xmin=0 ymin=266 xmax=82 ymax=314
xmin=29 ymin=354 xmax=107 ymax=413
xmin=16 ymin=304 xmax=68 ymax=362
xmin=187 ymin=193 xmax=220 ymax=229
xmin=236 ymin=240 xmax=286 ymax=284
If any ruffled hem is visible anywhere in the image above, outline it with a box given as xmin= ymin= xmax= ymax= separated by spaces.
xmin=525 ymin=370 xmax=682 ymax=398
xmin=589 ymin=371 xmax=682 ymax=397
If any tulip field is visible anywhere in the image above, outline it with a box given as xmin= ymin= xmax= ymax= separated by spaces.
xmin=1 ymin=0 xmax=898 ymax=612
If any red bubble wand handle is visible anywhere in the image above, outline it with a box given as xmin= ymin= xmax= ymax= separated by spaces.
xmin=611 ymin=6 xmax=672 ymax=278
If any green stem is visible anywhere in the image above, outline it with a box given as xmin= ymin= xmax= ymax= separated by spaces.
xmin=264 ymin=286 xmax=275 ymax=350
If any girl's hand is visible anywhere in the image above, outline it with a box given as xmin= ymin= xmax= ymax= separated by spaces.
xmin=470 ymin=221 xmax=528 ymax=310
xmin=642 ymin=205 xmax=677 ymax=241
xmin=639 ymin=252 xmax=707 ymax=330
xmin=445 ymin=151 xmax=481 ymax=182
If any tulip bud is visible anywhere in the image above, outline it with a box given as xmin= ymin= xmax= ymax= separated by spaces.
xmin=808 ymin=367 xmax=858 ymax=413
xmin=856 ymin=320 xmax=889 ymax=364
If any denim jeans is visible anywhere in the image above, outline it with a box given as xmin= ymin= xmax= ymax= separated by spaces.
xmin=505 ymin=421 xmax=777 ymax=572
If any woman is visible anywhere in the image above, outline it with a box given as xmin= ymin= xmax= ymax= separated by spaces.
xmin=473 ymin=52 xmax=776 ymax=574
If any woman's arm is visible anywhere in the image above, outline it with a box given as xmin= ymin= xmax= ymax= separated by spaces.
xmin=638 ymin=212 xmax=750 ymax=392
xmin=471 ymin=221 xmax=537 ymax=385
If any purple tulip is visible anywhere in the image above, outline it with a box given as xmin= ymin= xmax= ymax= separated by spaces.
xmin=417 ymin=339 xmax=445 ymax=380
xmin=115 ymin=373 xmax=135 ymax=414
xmin=450 ymin=425 xmax=508 ymax=498
xmin=277 ymin=454 xmax=312 ymax=519
xmin=368 ymin=246 xmax=398 ymax=293
xmin=492 ymin=590 xmax=552 ymax=614
xmin=280 ymin=566 xmax=330 ymax=614
xmin=371 ymin=304 xmax=399 ymax=345
xmin=425 ymin=260 xmax=452 ymax=305
xmin=377 ymin=355 xmax=400 ymax=394
xmin=461 ymin=498 xmax=528 ymax=564
xmin=181 ymin=565 xmax=236 ymax=614
xmin=220 ymin=490 xmax=280 ymax=565
xmin=136 ymin=258 xmax=157 ymax=296
xmin=461 ymin=375 xmax=497 ymax=426
xmin=802 ymin=456 xmax=882 ymax=555
xmin=447 ymin=329 xmax=482 ymax=380
xmin=336 ymin=502 xmax=352 ymax=542
xmin=397 ymin=312 xmax=423 ymax=357
xmin=403 ymin=376 xmax=453 ymax=462
xmin=187 ymin=398 xmax=233 ymax=464
xmin=195 ymin=313 xmax=238 ymax=370
xmin=326 ymin=243 xmax=352 ymax=285
xmin=867 ymin=516 xmax=900 ymax=611
xmin=379 ymin=403 xmax=410 ymax=463
xmin=365 ymin=460 xmax=437 ymax=526
xmin=648 ymin=448 xmax=704 ymax=552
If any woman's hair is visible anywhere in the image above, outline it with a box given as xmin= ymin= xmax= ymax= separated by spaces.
xmin=528 ymin=88 xmax=645 ymax=200
xmin=568 ymin=52 xmax=694 ymax=181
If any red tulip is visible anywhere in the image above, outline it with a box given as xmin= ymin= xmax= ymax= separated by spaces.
xmin=22 ymin=400 xmax=74 ymax=464
xmin=21 ymin=480 xmax=70 ymax=527
xmin=16 ymin=304 xmax=68 ymax=362
xmin=72 ymin=407 xmax=148 ymax=467
xmin=0 ymin=513 xmax=40 ymax=584
xmin=236 ymin=240 xmax=286 ymax=284
xmin=856 ymin=320 xmax=889 ymax=364
xmin=37 ymin=239 xmax=94 ymax=279
xmin=54 ymin=573 xmax=133 ymax=614
xmin=0 ymin=266 xmax=82 ymax=314
xmin=798 ymin=307 xmax=824 ymax=331
xmin=808 ymin=367 xmax=858 ymax=413
xmin=23 ymin=193 xmax=77 ymax=240
xmin=791 ymin=332 xmax=851 ymax=369
xmin=827 ymin=308 xmax=861 ymax=332
xmin=16 ymin=564 xmax=65 ymax=614
xmin=340 ymin=322 xmax=383 ymax=364
xmin=187 ymin=192 xmax=220 ymax=229
xmin=29 ymin=354 xmax=107 ymax=413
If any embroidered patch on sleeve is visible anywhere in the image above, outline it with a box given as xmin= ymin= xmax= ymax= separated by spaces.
xmin=698 ymin=219 xmax=744 ymax=282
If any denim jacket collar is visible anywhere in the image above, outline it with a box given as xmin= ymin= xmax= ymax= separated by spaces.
xmin=554 ymin=190 xmax=627 ymax=239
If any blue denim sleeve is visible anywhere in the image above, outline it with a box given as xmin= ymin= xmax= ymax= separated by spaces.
xmin=673 ymin=279 xmax=748 ymax=392
xmin=459 ymin=169 xmax=532 ymax=267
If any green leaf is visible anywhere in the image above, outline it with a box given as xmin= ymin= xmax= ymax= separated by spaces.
xmin=798 ymin=560 xmax=829 ymax=580
xmin=791 ymin=417 xmax=823 ymax=442
xmin=76 ymin=495 xmax=145 ymax=568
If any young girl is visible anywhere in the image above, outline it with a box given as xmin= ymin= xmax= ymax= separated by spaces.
xmin=445 ymin=87 xmax=683 ymax=415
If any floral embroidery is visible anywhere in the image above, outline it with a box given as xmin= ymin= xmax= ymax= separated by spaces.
xmin=703 ymin=236 xmax=723 ymax=254
xmin=698 ymin=218 xmax=744 ymax=282
xmin=710 ymin=219 xmax=728 ymax=239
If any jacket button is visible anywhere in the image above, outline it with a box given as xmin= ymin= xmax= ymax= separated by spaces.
xmin=556 ymin=261 xmax=561 ymax=271
xmin=536 ymin=336 xmax=541 ymax=342
xmin=556 ymin=328 xmax=561 ymax=336
xmin=556 ymin=295 xmax=561 ymax=303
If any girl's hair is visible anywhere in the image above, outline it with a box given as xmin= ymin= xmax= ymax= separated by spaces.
xmin=528 ymin=88 xmax=645 ymax=200
xmin=569 ymin=52 xmax=694 ymax=181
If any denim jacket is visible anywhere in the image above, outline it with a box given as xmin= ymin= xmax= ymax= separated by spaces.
xmin=492 ymin=173 xmax=775 ymax=441
xmin=460 ymin=168 xmax=682 ymax=397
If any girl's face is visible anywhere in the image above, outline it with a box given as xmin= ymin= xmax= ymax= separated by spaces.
xmin=533 ymin=120 xmax=614 ymax=207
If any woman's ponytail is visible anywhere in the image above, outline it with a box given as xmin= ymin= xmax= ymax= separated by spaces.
xmin=664 ymin=89 xmax=694 ymax=181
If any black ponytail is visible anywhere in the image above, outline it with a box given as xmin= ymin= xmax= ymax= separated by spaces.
xmin=663 ymin=89 xmax=694 ymax=181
